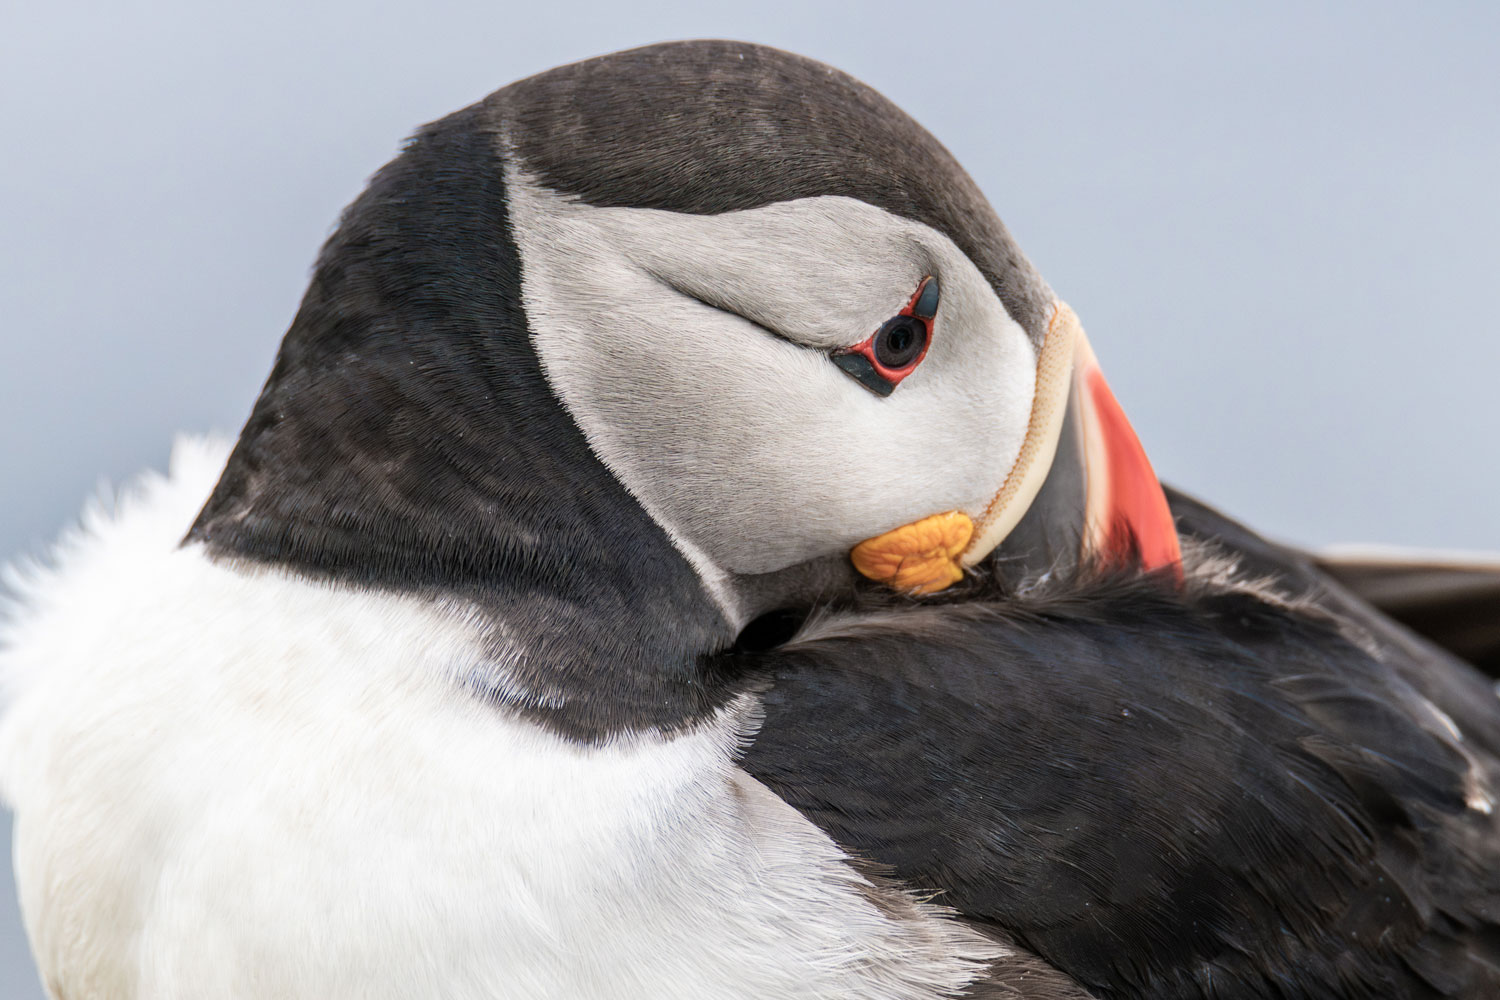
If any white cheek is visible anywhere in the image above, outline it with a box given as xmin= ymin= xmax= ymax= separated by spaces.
xmin=513 ymin=181 xmax=1036 ymax=576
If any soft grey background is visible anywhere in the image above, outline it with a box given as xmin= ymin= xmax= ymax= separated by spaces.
xmin=2 ymin=1 xmax=1497 ymax=994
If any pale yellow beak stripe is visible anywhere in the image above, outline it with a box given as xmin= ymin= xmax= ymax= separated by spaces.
xmin=961 ymin=300 xmax=1081 ymax=568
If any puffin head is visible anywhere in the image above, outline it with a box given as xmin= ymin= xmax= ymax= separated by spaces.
xmin=189 ymin=40 xmax=1180 ymax=737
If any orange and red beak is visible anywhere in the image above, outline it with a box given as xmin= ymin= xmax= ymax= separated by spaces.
xmin=1070 ymin=331 xmax=1182 ymax=580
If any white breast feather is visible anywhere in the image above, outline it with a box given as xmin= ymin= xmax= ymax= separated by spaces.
xmin=0 ymin=437 xmax=1000 ymax=999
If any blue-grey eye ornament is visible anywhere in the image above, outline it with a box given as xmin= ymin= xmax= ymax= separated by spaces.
xmin=832 ymin=276 xmax=940 ymax=396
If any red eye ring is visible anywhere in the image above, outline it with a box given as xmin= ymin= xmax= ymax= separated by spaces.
xmin=832 ymin=276 xmax=939 ymax=396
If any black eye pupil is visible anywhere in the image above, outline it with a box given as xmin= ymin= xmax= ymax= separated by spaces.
xmin=874 ymin=317 xmax=925 ymax=369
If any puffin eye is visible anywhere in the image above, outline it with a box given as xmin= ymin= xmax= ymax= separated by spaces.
xmin=874 ymin=316 xmax=925 ymax=369
xmin=831 ymin=276 xmax=939 ymax=397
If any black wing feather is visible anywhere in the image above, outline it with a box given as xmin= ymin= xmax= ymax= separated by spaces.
xmin=1314 ymin=552 xmax=1500 ymax=677
xmin=737 ymin=496 xmax=1500 ymax=999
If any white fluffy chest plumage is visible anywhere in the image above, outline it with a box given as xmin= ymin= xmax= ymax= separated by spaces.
xmin=0 ymin=439 xmax=996 ymax=1000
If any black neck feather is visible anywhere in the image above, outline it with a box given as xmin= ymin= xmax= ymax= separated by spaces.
xmin=187 ymin=103 xmax=740 ymax=740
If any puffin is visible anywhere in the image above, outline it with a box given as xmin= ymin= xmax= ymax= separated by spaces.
xmin=2 ymin=40 xmax=1497 ymax=1000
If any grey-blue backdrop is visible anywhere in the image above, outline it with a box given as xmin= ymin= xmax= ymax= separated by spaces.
xmin=2 ymin=2 xmax=1497 ymax=995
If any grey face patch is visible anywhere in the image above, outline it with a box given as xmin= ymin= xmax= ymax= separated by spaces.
xmin=506 ymin=170 xmax=1037 ymax=579
xmin=186 ymin=42 xmax=1062 ymax=739
xmin=487 ymin=40 xmax=1055 ymax=347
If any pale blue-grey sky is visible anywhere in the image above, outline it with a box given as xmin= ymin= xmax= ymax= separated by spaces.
xmin=2 ymin=2 xmax=1497 ymax=994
